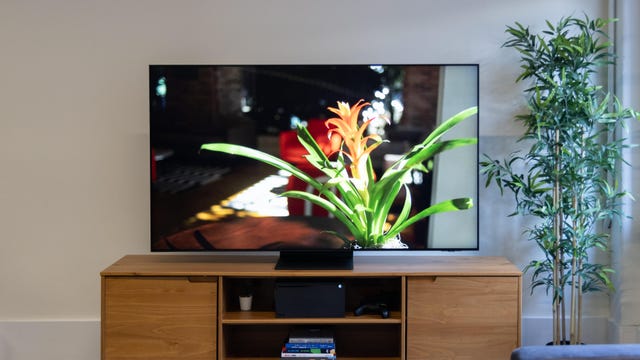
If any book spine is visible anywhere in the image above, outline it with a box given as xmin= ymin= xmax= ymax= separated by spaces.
xmin=285 ymin=343 xmax=335 ymax=350
xmin=281 ymin=346 xmax=335 ymax=355
xmin=283 ymin=349 xmax=334 ymax=354
xmin=288 ymin=338 xmax=334 ymax=344
xmin=280 ymin=354 xmax=336 ymax=359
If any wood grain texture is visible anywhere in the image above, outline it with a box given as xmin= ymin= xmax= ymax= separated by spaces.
xmin=407 ymin=276 xmax=520 ymax=360
xmin=102 ymin=277 xmax=217 ymax=360
xmin=101 ymin=255 xmax=521 ymax=277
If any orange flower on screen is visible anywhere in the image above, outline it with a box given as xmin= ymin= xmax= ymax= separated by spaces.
xmin=324 ymin=100 xmax=384 ymax=185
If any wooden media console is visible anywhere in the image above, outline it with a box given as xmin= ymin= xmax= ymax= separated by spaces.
xmin=101 ymin=255 xmax=521 ymax=360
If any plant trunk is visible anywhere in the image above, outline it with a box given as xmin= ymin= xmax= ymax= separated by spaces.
xmin=571 ymin=142 xmax=586 ymax=345
xmin=577 ymin=258 xmax=583 ymax=344
xmin=570 ymin=249 xmax=577 ymax=344
xmin=569 ymin=259 xmax=583 ymax=344
xmin=551 ymin=278 xmax=560 ymax=345
xmin=570 ymin=197 xmax=578 ymax=344
xmin=561 ymin=292 xmax=567 ymax=343
xmin=553 ymin=128 xmax=563 ymax=345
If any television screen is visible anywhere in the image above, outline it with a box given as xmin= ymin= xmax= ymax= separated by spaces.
xmin=150 ymin=64 xmax=478 ymax=252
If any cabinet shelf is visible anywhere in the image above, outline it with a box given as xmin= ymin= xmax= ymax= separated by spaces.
xmin=222 ymin=311 xmax=403 ymax=324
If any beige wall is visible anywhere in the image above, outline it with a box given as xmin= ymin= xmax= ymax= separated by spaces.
xmin=0 ymin=0 xmax=618 ymax=358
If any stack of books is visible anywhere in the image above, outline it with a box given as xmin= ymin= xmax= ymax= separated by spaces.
xmin=281 ymin=327 xmax=336 ymax=360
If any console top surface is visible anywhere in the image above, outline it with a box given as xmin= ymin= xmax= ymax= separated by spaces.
xmin=101 ymin=254 xmax=521 ymax=277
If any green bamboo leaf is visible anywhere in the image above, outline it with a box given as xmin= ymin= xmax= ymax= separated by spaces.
xmin=545 ymin=19 xmax=555 ymax=31
xmin=539 ymin=36 xmax=551 ymax=55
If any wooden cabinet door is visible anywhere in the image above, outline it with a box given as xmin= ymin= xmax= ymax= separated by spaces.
xmin=102 ymin=277 xmax=217 ymax=360
xmin=407 ymin=276 xmax=520 ymax=360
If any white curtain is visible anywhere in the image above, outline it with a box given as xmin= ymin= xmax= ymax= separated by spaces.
xmin=611 ymin=0 xmax=640 ymax=343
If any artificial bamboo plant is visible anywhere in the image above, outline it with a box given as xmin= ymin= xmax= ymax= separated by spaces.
xmin=202 ymin=100 xmax=477 ymax=249
xmin=482 ymin=16 xmax=637 ymax=344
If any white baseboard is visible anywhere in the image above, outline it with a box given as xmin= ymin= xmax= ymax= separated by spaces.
xmin=0 ymin=320 xmax=99 ymax=360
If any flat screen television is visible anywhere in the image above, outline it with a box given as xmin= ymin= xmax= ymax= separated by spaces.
xmin=149 ymin=64 xmax=479 ymax=268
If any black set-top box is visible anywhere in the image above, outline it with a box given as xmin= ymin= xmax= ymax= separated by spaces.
xmin=275 ymin=279 xmax=345 ymax=318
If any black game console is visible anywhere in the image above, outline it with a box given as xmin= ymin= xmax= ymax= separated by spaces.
xmin=275 ymin=279 xmax=345 ymax=318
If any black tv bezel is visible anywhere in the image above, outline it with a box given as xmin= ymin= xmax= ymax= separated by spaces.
xmin=148 ymin=63 xmax=480 ymax=254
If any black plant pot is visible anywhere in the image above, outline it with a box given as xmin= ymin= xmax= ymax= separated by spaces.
xmin=546 ymin=341 xmax=585 ymax=345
